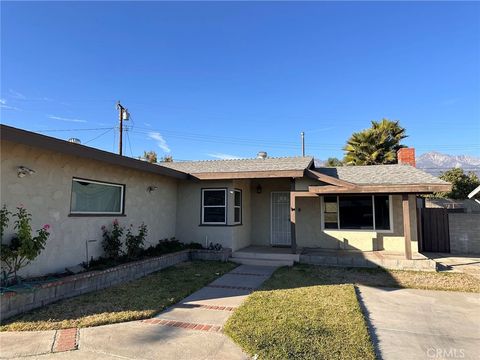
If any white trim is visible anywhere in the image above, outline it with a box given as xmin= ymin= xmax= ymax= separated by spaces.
xmin=201 ymin=188 xmax=227 ymax=225
xmin=70 ymin=178 xmax=124 ymax=215
xmin=233 ymin=189 xmax=242 ymax=225
xmin=320 ymin=195 xmax=394 ymax=233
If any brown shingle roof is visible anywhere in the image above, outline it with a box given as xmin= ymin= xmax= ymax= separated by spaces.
xmin=161 ymin=156 xmax=314 ymax=174
xmin=315 ymin=164 xmax=448 ymax=185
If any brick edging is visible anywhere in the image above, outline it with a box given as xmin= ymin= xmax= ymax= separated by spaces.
xmin=52 ymin=328 xmax=78 ymax=352
xmin=142 ymin=319 xmax=222 ymax=332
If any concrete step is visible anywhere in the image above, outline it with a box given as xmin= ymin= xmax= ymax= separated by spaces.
xmin=232 ymin=251 xmax=299 ymax=262
xmin=230 ymin=257 xmax=293 ymax=267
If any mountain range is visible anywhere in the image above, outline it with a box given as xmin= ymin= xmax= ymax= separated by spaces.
xmin=416 ymin=152 xmax=480 ymax=176
xmin=315 ymin=151 xmax=480 ymax=176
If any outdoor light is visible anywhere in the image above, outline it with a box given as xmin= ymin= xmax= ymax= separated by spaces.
xmin=256 ymin=184 xmax=262 ymax=194
xmin=147 ymin=186 xmax=158 ymax=193
xmin=17 ymin=166 xmax=35 ymax=178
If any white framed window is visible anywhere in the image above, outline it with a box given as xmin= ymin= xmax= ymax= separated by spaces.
xmin=233 ymin=189 xmax=242 ymax=224
xmin=201 ymin=188 xmax=227 ymax=224
xmin=70 ymin=178 xmax=125 ymax=215
xmin=321 ymin=195 xmax=393 ymax=232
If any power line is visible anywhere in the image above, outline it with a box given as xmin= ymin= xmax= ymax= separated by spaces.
xmin=84 ymin=128 xmax=114 ymax=145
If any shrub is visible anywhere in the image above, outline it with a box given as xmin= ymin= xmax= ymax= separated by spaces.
xmin=125 ymin=223 xmax=148 ymax=258
xmin=101 ymin=219 xmax=124 ymax=259
xmin=0 ymin=205 xmax=50 ymax=283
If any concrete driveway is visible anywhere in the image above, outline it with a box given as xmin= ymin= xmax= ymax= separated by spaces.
xmin=357 ymin=286 xmax=480 ymax=360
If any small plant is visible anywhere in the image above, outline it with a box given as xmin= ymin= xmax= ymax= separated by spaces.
xmin=125 ymin=223 xmax=148 ymax=258
xmin=101 ymin=219 xmax=124 ymax=259
xmin=0 ymin=204 xmax=11 ymax=240
xmin=0 ymin=205 xmax=50 ymax=283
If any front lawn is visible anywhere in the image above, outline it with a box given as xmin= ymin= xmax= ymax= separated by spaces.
xmin=225 ymin=280 xmax=375 ymax=359
xmin=224 ymin=264 xmax=480 ymax=359
xmin=1 ymin=261 xmax=236 ymax=331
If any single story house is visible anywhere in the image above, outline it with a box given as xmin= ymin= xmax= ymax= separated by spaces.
xmin=1 ymin=125 xmax=451 ymax=276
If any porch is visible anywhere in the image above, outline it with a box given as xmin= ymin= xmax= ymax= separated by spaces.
xmin=231 ymin=246 xmax=437 ymax=271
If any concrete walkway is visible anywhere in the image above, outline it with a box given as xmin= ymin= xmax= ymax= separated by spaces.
xmin=357 ymin=286 xmax=480 ymax=360
xmin=0 ymin=264 xmax=277 ymax=360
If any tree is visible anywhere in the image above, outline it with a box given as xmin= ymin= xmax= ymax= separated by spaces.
xmin=343 ymin=118 xmax=407 ymax=165
xmin=325 ymin=157 xmax=343 ymax=167
xmin=160 ymin=155 xmax=173 ymax=162
xmin=143 ymin=151 xmax=158 ymax=163
xmin=434 ymin=167 xmax=480 ymax=199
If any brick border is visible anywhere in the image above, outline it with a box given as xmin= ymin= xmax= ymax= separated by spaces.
xmin=174 ymin=304 xmax=236 ymax=312
xmin=229 ymin=272 xmax=269 ymax=277
xmin=52 ymin=328 xmax=78 ymax=352
xmin=206 ymin=284 xmax=254 ymax=291
xmin=142 ymin=319 xmax=222 ymax=332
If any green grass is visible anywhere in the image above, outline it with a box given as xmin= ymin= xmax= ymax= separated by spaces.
xmin=224 ymin=268 xmax=375 ymax=360
xmin=224 ymin=264 xmax=480 ymax=359
xmin=1 ymin=261 xmax=236 ymax=331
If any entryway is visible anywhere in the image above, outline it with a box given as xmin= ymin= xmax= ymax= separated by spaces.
xmin=271 ymin=192 xmax=291 ymax=246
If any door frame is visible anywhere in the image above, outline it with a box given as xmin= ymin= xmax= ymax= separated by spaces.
xmin=270 ymin=191 xmax=292 ymax=246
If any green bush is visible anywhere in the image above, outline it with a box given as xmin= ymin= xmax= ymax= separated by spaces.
xmin=0 ymin=205 xmax=50 ymax=284
xmin=125 ymin=223 xmax=148 ymax=258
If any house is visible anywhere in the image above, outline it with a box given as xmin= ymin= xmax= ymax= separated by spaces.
xmin=1 ymin=125 xmax=451 ymax=276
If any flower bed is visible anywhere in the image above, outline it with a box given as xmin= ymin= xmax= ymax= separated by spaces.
xmin=0 ymin=248 xmax=231 ymax=321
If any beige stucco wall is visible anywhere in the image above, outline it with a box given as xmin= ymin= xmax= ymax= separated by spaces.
xmin=295 ymin=194 xmax=419 ymax=252
xmin=1 ymin=141 xmax=178 ymax=277
xmin=175 ymin=179 xmax=252 ymax=251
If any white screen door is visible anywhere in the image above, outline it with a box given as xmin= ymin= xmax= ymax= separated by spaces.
xmin=271 ymin=192 xmax=291 ymax=246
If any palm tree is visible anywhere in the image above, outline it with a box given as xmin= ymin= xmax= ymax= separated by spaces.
xmin=343 ymin=119 xmax=407 ymax=165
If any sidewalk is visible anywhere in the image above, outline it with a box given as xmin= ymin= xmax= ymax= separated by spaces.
xmin=0 ymin=264 xmax=277 ymax=360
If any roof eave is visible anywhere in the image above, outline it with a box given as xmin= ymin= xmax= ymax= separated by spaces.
xmin=191 ymin=169 xmax=306 ymax=180
xmin=308 ymin=183 xmax=452 ymax=194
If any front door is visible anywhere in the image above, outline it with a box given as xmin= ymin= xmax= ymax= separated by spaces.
xmin=271 ymin=192 xmax=291 ymax=246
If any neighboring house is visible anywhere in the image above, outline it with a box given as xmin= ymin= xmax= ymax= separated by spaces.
xmin=1 ymin=125 xmax=451 ymax=276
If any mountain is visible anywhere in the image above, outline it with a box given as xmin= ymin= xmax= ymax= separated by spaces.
xmin=314 ymin=151 xmax=480 ymax=176
xmin=416 ymin=152 xmax=480 ymax=176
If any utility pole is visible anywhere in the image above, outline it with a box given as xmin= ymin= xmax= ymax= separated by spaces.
xmin=116 ymin=101 xmax=129 ymax=156
xmin=301 ymin=131 xmax=305 ymax=157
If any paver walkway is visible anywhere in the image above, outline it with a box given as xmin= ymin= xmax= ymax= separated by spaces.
xmin=357 ymin=286 xmax=480 ymax=360
xmin=0 ymin=264 xmax=276 ymax=360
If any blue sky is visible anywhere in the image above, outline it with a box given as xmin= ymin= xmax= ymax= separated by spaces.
xmin=1 ymin=1 xmax=479 ymax=161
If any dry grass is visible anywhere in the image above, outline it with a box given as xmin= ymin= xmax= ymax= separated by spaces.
xmin=1 ymin=261 xmax=236 ymax=331
xmin=273 ymin=265 xmax=480 ymax=293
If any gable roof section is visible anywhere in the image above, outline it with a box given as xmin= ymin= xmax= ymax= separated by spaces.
xmin=315 ymin=164 xmax=448 ymax=185
xmin=308 ymin=164 xmax=451 ymax=194
xmin=1 ymin=125 xmax=188 ymax=180
xmin=161 ymin=156 xmax=314 ymax=179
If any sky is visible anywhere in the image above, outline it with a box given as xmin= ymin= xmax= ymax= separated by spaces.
xmin=1 ymin=1 xmax=479 ymax=162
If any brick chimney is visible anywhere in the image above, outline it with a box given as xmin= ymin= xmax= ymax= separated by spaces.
xmin=397 ymin=148 xmax=416 ymax=167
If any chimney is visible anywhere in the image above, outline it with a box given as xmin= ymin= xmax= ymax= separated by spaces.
xmin=257 ymin=151 xmax=267 ymax=160
xmin=397 ymin=148 xmax=415 ymax=167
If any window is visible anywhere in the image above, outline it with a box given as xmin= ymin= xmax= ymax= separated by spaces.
xmin=234 ymin=189 xmax=242 ymax=224
xmin=70 ymin=178 xmax=124 ymax=215
xmin=323 ymin=195 xmax=391 ymax=231
xmin=323 ymin=196 xmax=338 ymax=229
xmin=202 ymin=189 xmax=227 ymax=224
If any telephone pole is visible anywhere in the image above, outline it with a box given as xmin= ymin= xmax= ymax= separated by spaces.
xmin=301 ymin=131 xmax=305 ymax=157
xmin=116 ymin=101 xmax=129 ymax=156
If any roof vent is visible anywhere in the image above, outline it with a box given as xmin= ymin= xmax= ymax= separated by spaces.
xmin=257 ymin=151 xmax=267 ymax=160
xmin=68 ymin=138 xmax=81 ymax=144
